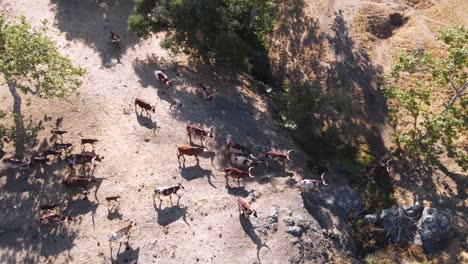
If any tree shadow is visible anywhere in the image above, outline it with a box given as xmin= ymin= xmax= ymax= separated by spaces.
xmin=50 ymin=0 xmax=139 ymax=66
xmin=132 ymin=54 xmax=288 ymax=171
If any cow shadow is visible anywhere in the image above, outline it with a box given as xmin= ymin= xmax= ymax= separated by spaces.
xmin=112 ymin=246 xmax=140 ymax=264
xmin=179 ymin=164 xmax=216 ymax=188
xmin=226 ymin=186 xmax=250 ymax=197
xmin=152 ymin=197 xmax=190 ymax=227
xmin=67 ymin=198 xmax=99 ymax=227
xmin=239 ymin=214 xmax=270 ymax=262
xmin=136 ymin=114 xmax=158 ymax=134
xmin=107 ymin=210 xmax=124 ymax=221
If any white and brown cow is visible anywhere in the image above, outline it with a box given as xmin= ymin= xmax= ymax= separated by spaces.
xmin=237 ymin=197 xmax=257 ymax=218
xmin=297 ymin=172 xmax=328 ymax=192
xmin=155 ymin=70 xmax=173 ymax=87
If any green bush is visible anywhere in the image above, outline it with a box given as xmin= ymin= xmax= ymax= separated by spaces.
xmin=129 ymin=0 xmax=274 ymax=74
xmin=384 ymin=26 xmax=467 ymax=170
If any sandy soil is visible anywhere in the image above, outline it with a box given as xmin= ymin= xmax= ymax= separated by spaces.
xmin=0 ymin=0 xmax=466 ymax=263
xmin=0 ymin=1 xmax=350 ymax=263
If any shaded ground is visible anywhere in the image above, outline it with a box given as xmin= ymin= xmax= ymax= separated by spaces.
xmin=0 ymin=0 xmax=466 ymax=263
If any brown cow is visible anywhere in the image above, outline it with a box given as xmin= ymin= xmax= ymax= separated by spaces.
xmin=134 ymin=98 xmax=156 ymax=116
xmin=237 ymin=197 xmax=257 ymax=218
xmin=177 ymin=144 xmax=208 ymax=164
xmin=224 ymin=167 xmax=254 ymax=186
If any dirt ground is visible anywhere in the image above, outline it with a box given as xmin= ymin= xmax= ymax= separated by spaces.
xmin=0 ymin=1 xmax=347 ymax=263
xmin=0 ymin=0 xmax=466 ymax=263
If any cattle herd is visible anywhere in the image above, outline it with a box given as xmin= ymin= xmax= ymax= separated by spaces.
xmin=2 ymin=69 xmax=393 ymax=251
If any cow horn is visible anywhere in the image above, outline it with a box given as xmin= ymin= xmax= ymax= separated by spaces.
xmin=321 ymin=172 xmax=328 ymax=186
xmin=203 ymin=139 xmax=210 ymax=148
xmin=287 ymin=150 xmax=294 ymax=161
xmin=91 ymin=156 xmax=96 ymax=165
xmin=250 ymin=154 xmax=257 ymax=160
xmin=248 ymin=167 xmax=254 ymax=178
xmin=386 ymin=159 xmax=393 ymax=173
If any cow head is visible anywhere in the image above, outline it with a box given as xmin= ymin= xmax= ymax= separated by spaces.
xmin=92 ymin=155 xmax=104 ymax=164
xmin=166 ymin=80 xmax=173 ymax=87
xmin=252 ymin=210 xmax=258 ymax=218
xmin=151 ymin=105 xmax=156 ymax=113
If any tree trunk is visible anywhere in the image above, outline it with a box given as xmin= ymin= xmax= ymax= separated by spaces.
xmin=7 ymin=81 xmax=26 ymax=159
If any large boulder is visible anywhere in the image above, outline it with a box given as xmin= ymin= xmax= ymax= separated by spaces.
xmin=380 ymin=206 xmax=417 ymax=243
xmin=414 ymin=207 xmax=454 ymax=253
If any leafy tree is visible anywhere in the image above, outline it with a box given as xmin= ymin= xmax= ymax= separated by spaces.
xmin=128 ymin=0 xmax=274 ymax=72
xmin=383 ymin=26 xmax=467 ymax=170
xmin=0 ymin=15 xmax=85 ymax=157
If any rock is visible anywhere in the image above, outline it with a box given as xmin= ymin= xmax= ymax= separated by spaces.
xmin=267 ymin=207 xmax=278 ymax=224
xmin=283 ymin=217 xmax=295 ymax=226
xmin=403 ymin=200 xmax=423 ymax=219
xmin=414 ymin=207 xmax=454 ymax=253
xmin=294 ymin=215 xmax=312 ymax=231
xmin=381 ymin=206 xmax=417 ymax=243
xmin=287 ymin=226 xmax=303 ymax=237
xmin=364 ymin=214 xmax=378 ymax=225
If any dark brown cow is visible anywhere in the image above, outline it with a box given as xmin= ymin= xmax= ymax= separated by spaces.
xmin=224 ymin=167 xmax=254 ymax=186
xmin=226 ymin=139 xmax=251 ymax=156
xmin=264 ymin=150 xmax=293 ymax=167
xmin=63 ymin=177 xmax=96 ymax=189
xmin=134 ymin=98 xmax=156 ymax=116
xmin=81 ymin=138 xmax=98 ymax=151
xmin=39 ymin=204 xmax=58 ymax=210
xmin=187 ymin=124 xmax=213 ymax=145
xmin=105 ymin=196 xmax=121 ymax=206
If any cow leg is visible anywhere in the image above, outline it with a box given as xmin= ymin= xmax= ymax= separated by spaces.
xmin=169 ymin=195 xmax=173 ymax=206
xmin=237 ymin=178 xmax=240 ymax=186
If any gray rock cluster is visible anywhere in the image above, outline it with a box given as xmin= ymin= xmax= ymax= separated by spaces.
xmin=362 ymin=202 xmax=454 ymax=253
xmin=414 ymin=207 xmax=454 ymax=253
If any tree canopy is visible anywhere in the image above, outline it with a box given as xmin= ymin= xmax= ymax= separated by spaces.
xmin=0 ymin=15 xmax=85 ymax=97
xmin=384 ymin=26 xmax=467 ymax=170
xmin=0 ymin=14 xmax=84 ymax=156
xmin=128 ymin=0 xmax=274 ymax=71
